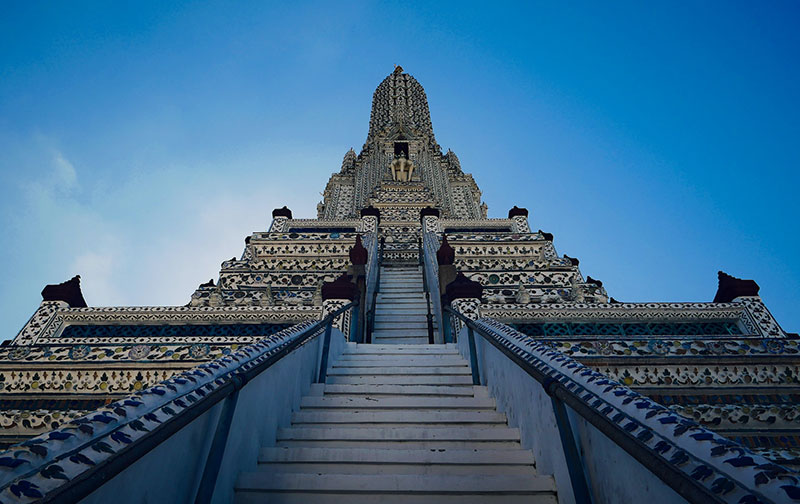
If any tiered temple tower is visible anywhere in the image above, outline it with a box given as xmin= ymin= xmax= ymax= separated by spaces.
xmin=0 ymin=68 xmax=796 ymax=504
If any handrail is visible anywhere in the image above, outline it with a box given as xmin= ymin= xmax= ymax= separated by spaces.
xmin=418 ymin=237 xmax=435 ymax=344
xmin=365 ymin=236 xmax=383 ymax=344
xmin=0 ymin=302 xmax=357 ymax=504
xmin=443 ymin=306 xmax=796 ymax=504
xmin=421 ymin=231 xmax=443 ymax=343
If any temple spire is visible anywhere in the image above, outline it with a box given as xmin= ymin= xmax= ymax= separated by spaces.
xmin=367 ymin=67 xmax=435 ymax=144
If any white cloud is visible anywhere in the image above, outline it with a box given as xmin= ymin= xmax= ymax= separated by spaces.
xmin=52 ymin=151 xmax=78 ymax=190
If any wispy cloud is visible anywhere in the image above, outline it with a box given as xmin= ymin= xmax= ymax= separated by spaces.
xmin=52 ymin=151 xmax=78 ymax=190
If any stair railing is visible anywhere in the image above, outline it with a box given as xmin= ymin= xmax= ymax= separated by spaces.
xmin=443 ymin=306 xmax=795 ymax=504
xmin=364 ymin=236 xmax=383 ymax=344
xmin=418 ymin=237 xmax=436 ymax=344
xmin=421 ymin=231 xmax=444 ymax=343
xmin=0 ymin=301 xmax=357 ymax=504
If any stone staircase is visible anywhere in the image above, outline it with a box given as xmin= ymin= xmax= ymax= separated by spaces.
xmin=372 ymin=266 xmax=434 ymax=345
xmin=235 ymin=344 xmax=558 ymax=503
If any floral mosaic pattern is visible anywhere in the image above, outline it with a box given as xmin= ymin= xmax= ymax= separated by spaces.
xmin=13 ymin=305 xmax=320 ymax=346
xmin=0 ymin=320 xmax=325 ymax=502
xmin=0 ymin=410 xmax=90 ymax=434
xmin=475 ymin=318 xmax=800 ymax=503
xmin=590 ymin=363 xmax=800 ymax=388
xmin=545 ymin=338 xmax=797 ymax=358
xmin=672 ymin=403 xmax=800 ymax=429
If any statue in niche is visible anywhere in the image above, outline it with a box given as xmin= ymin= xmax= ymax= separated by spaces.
xmin=390 ymin=152 xmax=415 ymax=182
xmin=515 ymin=282 xmax=530 ymax=304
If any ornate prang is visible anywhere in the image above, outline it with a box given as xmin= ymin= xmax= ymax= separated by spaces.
xmin=321 ymin=273 xmax=359 ymax=301
xmin=508 ymin=206 xmax=528 ymax=219
xmin=349 ymin=234 xmax=368 ymax=266
xmin=436 ymin=235 xmax=455 ymax=266
xmin=271 ymin=206 xmax=292 ymax=219
xmin=714 ymin=271 xmax=760 ymax=303
xmin=41 ymin=275 xmax=87 ymax=308
xmin=444 ymin=272 xmax=483 ymax=302
xmin=2 ymin=66 xmax=796 ymax=479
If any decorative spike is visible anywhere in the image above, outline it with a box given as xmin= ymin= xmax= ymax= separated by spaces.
xmin=714 ymin=271 xmax=760 ymax=303
xmin=41 ymin=275 xmax=87 ymax=307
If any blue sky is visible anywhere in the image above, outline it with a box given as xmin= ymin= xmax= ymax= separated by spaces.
xmin=0 ymin=1 xmax=798 ymax=339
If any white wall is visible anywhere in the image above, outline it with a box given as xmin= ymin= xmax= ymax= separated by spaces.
xmin=81 ymin=328 xmax=347 ymax=504
xmin=456 ymin=325 xmax=685 ymax=504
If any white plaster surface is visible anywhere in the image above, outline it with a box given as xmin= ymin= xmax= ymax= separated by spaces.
xmin=456 ymin=326 xmax=684 ymax=504
xmin=79 ymin=328 xmax=347 ymax=504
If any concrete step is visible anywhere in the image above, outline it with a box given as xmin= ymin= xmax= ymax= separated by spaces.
xmin=373 ymin=322 xmax=432 ymax=329
xmin=254 ymin=462 xmax=534 ymax=476
xmin=368 ymin=330 xmax=431 ymax=336
xmin=341 ymin=346 xmax=454 ymax=354
xmin=258 ymin=462 xmax=536 ymax=476
xmin=300 ymin=396 xmax=494 ymax=409
xmin=371 ymin=337 xmax=430 ymax=344
xmin=374 ymin=302 xmax=427 ymax=307
xmin=374 ymin=322 xmax=429 ymax=330
xmin=327 ymin=374 xmax=473 ymax=385
xmin=335 ymin=353 xmax=462 ymax=361
xmin=319 ymin=384 xmax=481 ymax=395
xmin=276 ymin=438 xmax=520 ymax=450
xmin=371 ymin=332 xmax=431 ymax=338
xmin=291 ymin=409 xmax=506 ymax=425
xmin=376 ymin=295 xmax=427 ymax=301
xmin=375 ymin=301 xmax=428 ymax=315
xmin=235 ymin=473 xmax=557 ymax=502
xmin=372 ymin=318 xmax=434 ymax=325
xmin=371 ymin=326 xmax=430 ymax=331
xmin=331 ymin=359 xmax=467 ymax=368
xmin=326 ymin=366 xmax=469 ymax=376
xmin=259 ymin=446 xmax=535 ymax=465
xmin=277 ymin=426 xmax=519 ymax=441
xmin=256 ymin=447 xmax=536 ymax=476
xmin=373 ymin=314 xmax=429 ymax=321
xmin=237 ymin=491 xmax=557 ymax=503
xmin=374 ymin=314 xmax=432 ymax=321
xmin=371 ymin=327 xmax=430 ymax=334
xmin=342 ymin=344 xmax=456 ymax=353
xmin=372 ymin=328 xmax=431 ymax=334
